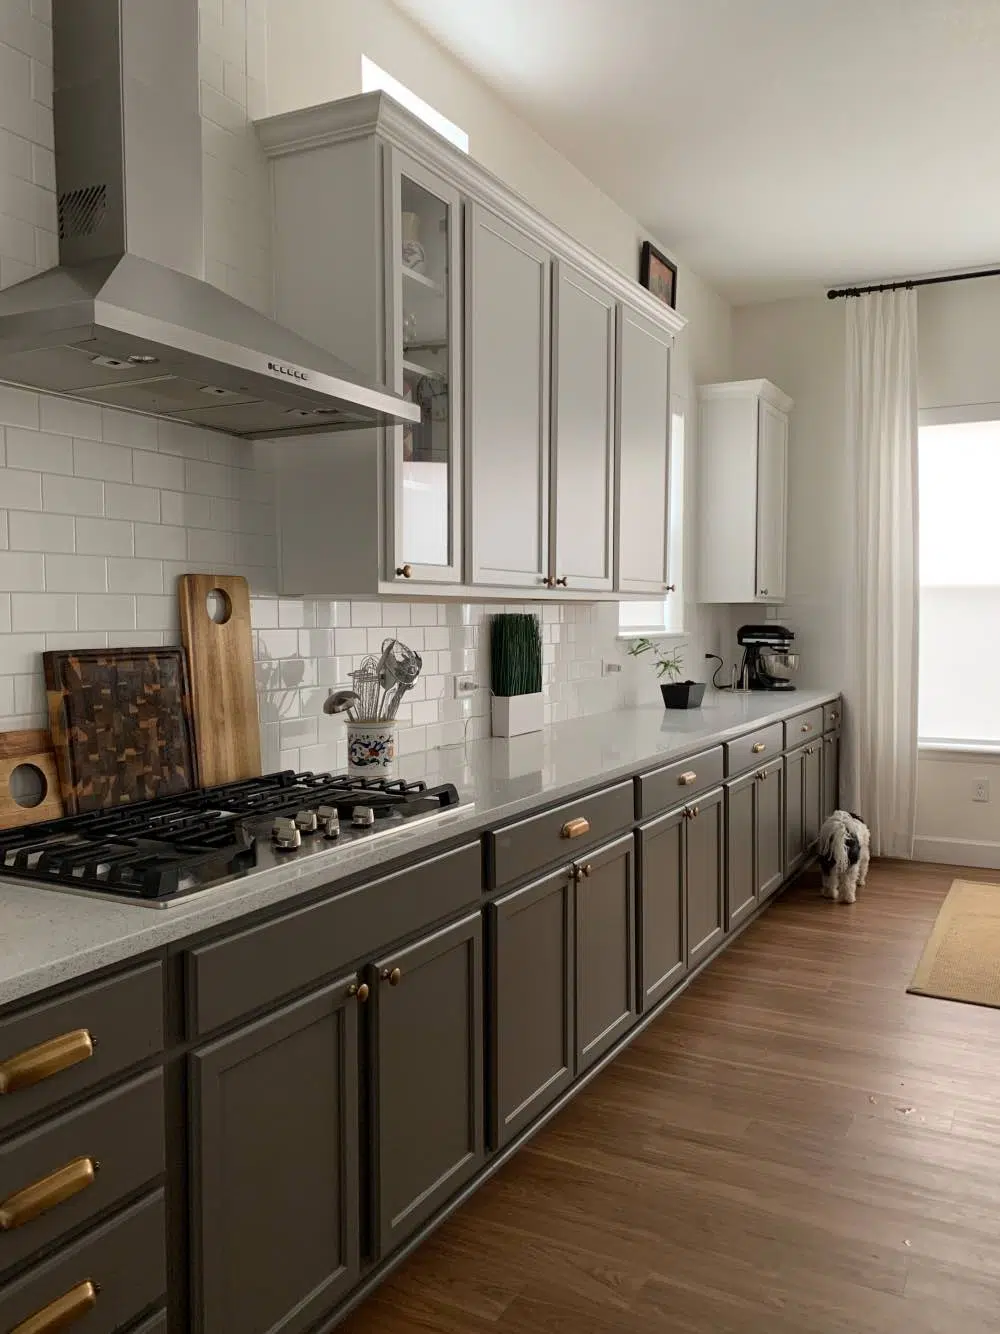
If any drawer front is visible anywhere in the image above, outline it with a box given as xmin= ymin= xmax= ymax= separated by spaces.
xmin=0 ymin=965 xmax=163 ymax=1136
xmin=637 ymin=747 xmax=725 ymax=818
xmin=0 ymin=1189 xmax=165 ymax=1334
xmin=188 ymin=842 xmax=482 ymax=1036
xmin=130 ymin=1314 xmax=166 ymax=1334
xmin=489 ymin=783 xmax=633 ymax=889
xmin=823 ymin=699 xmax=843 ymax=733
xmin=725 ymin=724 xmax=783 ymax=778
xmin=0 ymin=1072 xmax=164 ymax=1278
xmin=784 ymin=708 xmax=824 ymax=749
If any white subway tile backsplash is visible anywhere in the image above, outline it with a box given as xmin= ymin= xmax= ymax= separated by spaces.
xmin=136 ymin=595 xmax=179 ymax=632
xmin=107 ymin=557 xmax=163 ymax=594
xmin=1 ymin=469 xmax=42 ymax=510
xmin=77 ymin=594 xmax=136 ymax=632
xmin=42 ymin=473 xmax=103 ymax=516
xmin=8 ymin=509 xmax=73 ymax=551
xmin=0 ymin=675 xmax=12 ymax=716
xmin=133 ymin=523 xmax=186 ymax=560
xmin=0 ymin=551 xmax=43 ymax=590
xmin=0 ymin=632 xmax=44 ymax=675
xmin=40 ymin=395 xmax=101 ymax=439
xmin=75 ymin=516 xmax=132 ymax=556
xmin=11 ymin=591 xmax=77 ymax=631
xmin=184 ymin=458 xmax=232 ymax=497
xmin=72 ymin=438 xmax=131 ymax=483
xmin=187 ymin=527 xmax=233 ymax=563
xmin=101 ymin=408 xmax=158 ymax=450
xmin=132 ymin=449 xmax=184 ymax=491
xmin=105 ymin=482 xmax=158 ymax=522
xmin=13 ymin=670 xmax=43 ymax=716
xmin=160 ymin=490 xmax=211 ymax=528
xmin=156 ymin=419 xmax=210 ymax=459
xmin=0 ymin=593 xmax=8 ymax=633
xmin=7 ymin=426 xmax=71 ymax=473
xmin=351 ymin=601 xmax=382 ymax=627
xmin=43 ymin=553 xmax=107 ymax=592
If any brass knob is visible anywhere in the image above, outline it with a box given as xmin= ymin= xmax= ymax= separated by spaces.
xmin=801 ymin=723 xmax=812 ymax=733
xmin=691 ymin=805 xmax=700 ymax=818
xmin=665 ymin=584 xmax=676 ymax=593
xmin=395 ymin=564 xmax=413 ymax=578
xmin=348 ymin=982 xmax=370 ymax=1002
xmin=541 ymin=575 xmax=555 ymax=587
xmin=555 ymin=576 xmax=568 ymax=587
xmin=382 ymin=967 xmax=402 ymax=986
xmin=576 ymin=863 xmax=592 ymax=879
xmin=760 ymin=588 xmax=769 ymax=596
xmin=752 ymin=742 xmax=766 ymax=754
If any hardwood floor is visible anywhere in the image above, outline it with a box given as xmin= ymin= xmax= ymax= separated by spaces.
xmin=342 ymin=861 xmax=1000 ymax=1333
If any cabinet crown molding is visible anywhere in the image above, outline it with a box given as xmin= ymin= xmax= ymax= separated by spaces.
xmin=697 ymin=378 xmax=794 ymax=412
xmin=256 ymin=91 xmax=687 ymax=341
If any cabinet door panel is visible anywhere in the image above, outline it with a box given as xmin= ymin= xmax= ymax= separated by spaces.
xmin=822 ymin=731 xmax=841 ymax=818
xmin=468 ymin=206 xmax=550 ymax=587
xmin=686 ymin=789 xmax=726 ymax=968
xmin=726 ymin=772 xmax=756 ymax=931
xmin=756 ymin=400 xmax=788 ymax=601
xmin=757 ymin=760 xmax=785 ymax=901
xmin=638 ymin=810 xmax=686 ymax=1010
xmin=804 ymin=743 xmax=823 ymax=849
xmin=191 ymin=980 xmax=360 ymax=1334
xmin=575 ymin=835 xmax=637 ymax=1072
xmin=616 ymin=307 xmax=671 ymax=592
xmin=784 ymin=748 xmax=807 ymax=874
xmin=491 ymin=870 xmax=574 ymax=1147
xmin=551 ymin=263 xmax=615 ymax=590
xmin=373 ymin=914 xmax=484 ymax=1257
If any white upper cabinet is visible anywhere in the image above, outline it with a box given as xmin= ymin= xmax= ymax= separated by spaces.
xmin=615 ymin=307 xmax=672 ymax=593
xmin=549 ymin=263 xmax=616 ymax=593
xmin=467 ymin=206 xmax=551 ymax=589
xmin=697 ymin=379 xmax=793 ymax=605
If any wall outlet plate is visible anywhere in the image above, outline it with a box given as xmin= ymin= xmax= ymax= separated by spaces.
xmin=974 ymin=779 xmax=991 ymax=803
xmin=454 ymin=673 xmax=479 ymax=697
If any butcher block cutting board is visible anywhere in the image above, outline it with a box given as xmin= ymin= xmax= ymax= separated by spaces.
xmin=0 ymin=729 xmax=64 ymax=828
xmin=44 ymin=647 xmax=198 ymax=814
xmin=178 ymin=573 xmax=261 ymax=787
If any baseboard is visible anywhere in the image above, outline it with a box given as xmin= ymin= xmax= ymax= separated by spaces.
xmin=913 ymin=836 xmax=1000 ymax=870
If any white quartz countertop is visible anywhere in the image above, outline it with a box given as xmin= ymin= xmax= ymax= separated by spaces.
xmin=0 ymin=689 xmax=837 ymax=1007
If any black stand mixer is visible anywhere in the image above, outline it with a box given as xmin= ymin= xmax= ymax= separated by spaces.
xmin=736 ymin=624 xmax=799 ymax=691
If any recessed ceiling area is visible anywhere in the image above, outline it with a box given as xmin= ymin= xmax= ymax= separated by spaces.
xmin=391 ymin=0 xmax=1000 ymax=303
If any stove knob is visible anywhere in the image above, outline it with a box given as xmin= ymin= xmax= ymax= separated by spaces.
xmin=272 ymin=817 xmax=302 ymax=850
xmin=352 ymin=805 xmax=376 ymax=828
xmin=294 ymin=809 xmax=318 ymax=833
xmin=316 ymin=805 xmax=341 ymax=839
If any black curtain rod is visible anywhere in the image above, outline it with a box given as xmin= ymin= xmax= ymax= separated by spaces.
xmin=827 ymin=265 xmax=1000 ymax=299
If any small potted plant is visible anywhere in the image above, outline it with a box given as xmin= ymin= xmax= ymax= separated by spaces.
xmin=627 ymin=638 xmax=706 ymax=709
xmin=490 ymin=613 xmax=544 ymax=737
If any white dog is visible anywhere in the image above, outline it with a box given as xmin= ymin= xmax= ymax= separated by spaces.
xmin=817 ymin=810 xmax=870 ymax=903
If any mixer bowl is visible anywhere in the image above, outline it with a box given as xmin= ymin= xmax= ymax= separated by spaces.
xmin=761 ymin=650 xmax=800 ymax=674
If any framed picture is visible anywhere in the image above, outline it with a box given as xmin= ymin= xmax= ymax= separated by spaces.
xmin=640 ymin=241 xmax=678 ymax=309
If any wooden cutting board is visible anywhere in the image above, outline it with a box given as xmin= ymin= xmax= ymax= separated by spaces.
xmin=44 ymin=647 xmax=198 ymax=814
xmin=0 ymin=729 xmax=64 ymax=828
xmin=178 ymin=573 xmax=261 ymax=787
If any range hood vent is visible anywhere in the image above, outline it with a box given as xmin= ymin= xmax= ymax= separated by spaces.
xmin=0 ymin=0 xmax=418 ymax=439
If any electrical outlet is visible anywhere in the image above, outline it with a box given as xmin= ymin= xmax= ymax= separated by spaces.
xmin=603 ymin=660 xmax=622 ymax=676
xmin=453 ymin=673 xmax=479 ymax=698
xmin=974 ymin=779 xmax=991 ymax=803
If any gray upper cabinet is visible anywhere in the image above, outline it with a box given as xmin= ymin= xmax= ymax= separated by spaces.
xmin=686 ymin=788 xmax=726 ymax=969
xmin=467 ymin=205 xmax=552 ymax=588
xmin=490 ymin=868 xmax=574 ymax=1147
xmin=259 ymin=92 xmax=685 ymax=600
xmin=190 ymin=978 xmax=361 ymax=1334
xmin=637 ymin=808 xmax=686 ymax=1010
xmin=574 ymin=834 xmax=637 ymax=1072
xmin=371 ymin=913 xmax=484 ymax=1258
xmin=615 ymin=306 xmax=672 ymax=593
xmin=550 ymin=263 xmax=616 ymax=592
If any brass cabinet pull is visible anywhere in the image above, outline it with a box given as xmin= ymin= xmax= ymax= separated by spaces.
xmin=800 ymin=723 xmax=813 ymax=733
xmin=683 ymin=805 xmax=699 ymax=820
xmin=678 ymin=771 xmax=698 ymax=786
xmin=830 ymin=711 xmax=840 ymax=722
xmin=665 ymin=584 xmax=676 ymax=593
xmin=555 ymin=576 xmax=568 ymax=587
xmin=347 ymin=982 xmax=370 ymax=1003
xmin=0 ymin=1157 xmax=97 ymax=1232
xmin=574 ymin=863 xmax=592 ymax=880
xmin=395 ymin=564 xmax=413 ymax=578
xmin=541 ymin=575 xmax=555 ymax=588
xmin=560 ymin=817 xmax=590 ymax=839
xmin=0 ymin=1030 xmax=94 ymax=1097
xmin=11 ymin=1280 xmax=98 ymax=1334
xmin=751 ymin=742 xmax=766 ymax=754
xmin=381 ymin=967 xmax=402 ymax=986
xmin=691 ymin=805 xmax=700 ymax=818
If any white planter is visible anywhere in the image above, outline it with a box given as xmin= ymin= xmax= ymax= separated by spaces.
xmin=491 ymin=692 xmax=544 ymax=738
xmin=495 ymin=730 xmax=545 ymax=778
xmin=346 ymin=720 xmax=398 ymax=774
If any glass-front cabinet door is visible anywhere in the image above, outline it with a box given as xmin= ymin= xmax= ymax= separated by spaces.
xmin=384 ymin=149 xmax=463 ymax=585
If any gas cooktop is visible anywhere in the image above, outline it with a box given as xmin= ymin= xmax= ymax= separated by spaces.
xmin=0 ymin=772 xmax=467 ymax=907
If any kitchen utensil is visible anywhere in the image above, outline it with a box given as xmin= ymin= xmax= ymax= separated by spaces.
xmin=384 ymin=681 xmax=413 ymax=720
xmin=178 ymin=573 xmax=261 ymax=785
xmin=323 ymin=690 xmax=361 ymax=720
xmin=350 ymin=657 xmax=382 ymax=721
xmin=378 ymin=637 xmax=423 ymax=686
xmin=44 ymin=647 xmax=197 ymax=813
xmin=0 ymin=729 xmax=64 ymax=828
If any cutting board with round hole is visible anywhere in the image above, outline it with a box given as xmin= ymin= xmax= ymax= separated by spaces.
xmin=178 ymin=573 xmax=262 ymax=787
xmin=0 ymin=729 xmax=64 ymax=828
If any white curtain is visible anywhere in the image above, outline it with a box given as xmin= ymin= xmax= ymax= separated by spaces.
xmin=844 ymin=289 xmax=920 ymax=858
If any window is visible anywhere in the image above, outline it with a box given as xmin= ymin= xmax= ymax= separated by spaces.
xmin=618 ymin=404 xmax=686 ymax=637
xmin=361 ymin=57 xmax=469 ymax=153
xmin=919 ymin=411 xmax=1000 ymax=747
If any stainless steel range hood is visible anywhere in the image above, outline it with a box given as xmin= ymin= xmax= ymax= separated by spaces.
xmin=0 ymin=0 xmax=419 ymax=438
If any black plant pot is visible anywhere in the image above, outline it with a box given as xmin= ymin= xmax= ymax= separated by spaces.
xmin=660 ymin=680 xmax=706 ymax=710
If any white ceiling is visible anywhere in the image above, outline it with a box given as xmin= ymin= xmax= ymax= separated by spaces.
xmin=392 ymin=0 xmax=1000 ymax=303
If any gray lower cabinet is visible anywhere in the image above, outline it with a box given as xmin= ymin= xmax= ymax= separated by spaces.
xmin=757 ymin=760 xmax=785 ymax=901
xmin=725 ymin=771 xmax=756 ymax=931
xmin=637 ymin=808 xmax=686 ymax=1011
xmin=490 ymin=869 xmax=574 ymax=1148
xmin=371 ymin=913 xmax=484 ymax=1258
xmin=574 ymin=834 xmax=637 ymax=1072
xmin=686 ymin=788 xmax=726 ymax=969
xmin=190 ymin=978 xmax=361 ymax=1334
xmin=785 ymin=743 xmax=823 ymax=873
xmin=822 ymin=730 xmax=841 ymax=817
